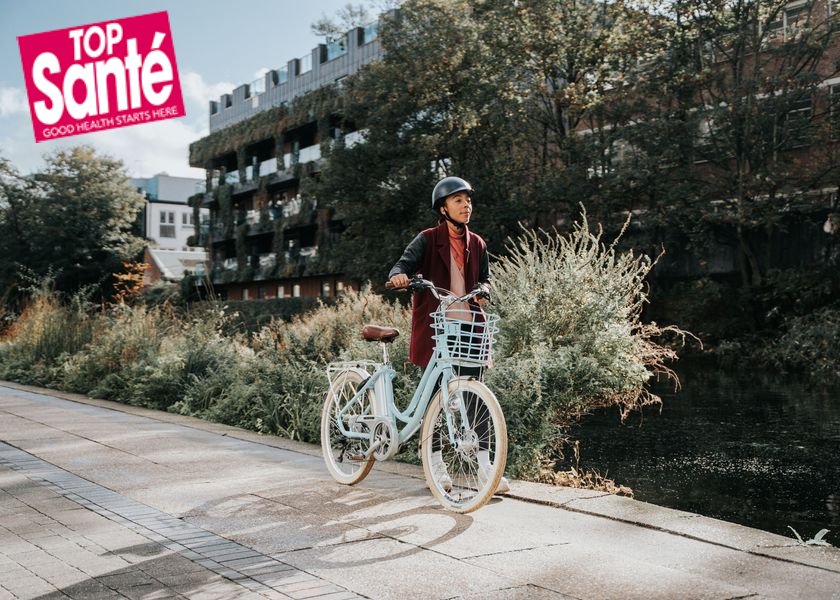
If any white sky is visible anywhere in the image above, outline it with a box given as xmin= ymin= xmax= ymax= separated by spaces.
xmin=1 ymin=0 xmax=372 ymax=178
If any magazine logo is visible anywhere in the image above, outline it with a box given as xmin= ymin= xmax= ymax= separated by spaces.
xmin=17 ymin=11 xmax=185 ymax=142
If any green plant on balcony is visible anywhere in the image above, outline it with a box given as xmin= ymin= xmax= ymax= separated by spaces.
xmin=216 ymin=186 xmax=233 ymax=238
xmin=188 ymin=86 xmax=341 ymax=168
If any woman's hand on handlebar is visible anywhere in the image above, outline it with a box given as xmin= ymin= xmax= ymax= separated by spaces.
xmin=388 ymin=273 xmax=410 ymax=289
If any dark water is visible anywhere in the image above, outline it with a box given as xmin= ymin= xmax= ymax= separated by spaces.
xmin=572 ymin=362 xmax=840 ymax=546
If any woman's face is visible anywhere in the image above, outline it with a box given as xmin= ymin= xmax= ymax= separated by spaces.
xmin=442 ymin=192 xmax=472 ymax=225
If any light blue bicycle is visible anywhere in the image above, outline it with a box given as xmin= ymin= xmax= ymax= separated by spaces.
xmin=320 ymin=278 xmax=507 ymax=513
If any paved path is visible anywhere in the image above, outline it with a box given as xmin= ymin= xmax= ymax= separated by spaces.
xmin=0 ymin=382 xmax=838 ymax=600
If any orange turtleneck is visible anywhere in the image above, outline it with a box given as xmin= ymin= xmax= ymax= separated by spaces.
xmin=448 ymin=226 xmax=466 ymax=273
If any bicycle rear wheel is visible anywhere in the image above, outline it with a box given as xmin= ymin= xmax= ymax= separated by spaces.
xmin=420 ymin=377 xmax=507 ymax=513
xmin=321 ymin=369 xmax=375 ymax=485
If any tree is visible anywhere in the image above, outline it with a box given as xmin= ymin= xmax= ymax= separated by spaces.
xmin=638 ymin=0 xmax=840 ymax=286
xmin=0 ymin=147 xmax=146 ymax=303
xmin=311 ymin=0 xmax=664 ymax=283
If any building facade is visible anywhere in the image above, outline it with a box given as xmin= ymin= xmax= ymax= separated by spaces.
xmin=132 ymin=173 xmax=209 ymax=283
xmin=188 ymin=12 xmax=395 ymax=300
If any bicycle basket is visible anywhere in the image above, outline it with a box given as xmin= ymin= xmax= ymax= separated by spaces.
xmin=431 ymin=307 xmax=499 ymax=367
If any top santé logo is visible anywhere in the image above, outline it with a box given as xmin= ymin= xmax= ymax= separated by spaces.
xmin=17 ymin=11 xmax=185 ymax=142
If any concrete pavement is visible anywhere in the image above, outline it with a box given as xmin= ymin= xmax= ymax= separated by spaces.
xmin=0 ymin=381 xmax=838 ymax=600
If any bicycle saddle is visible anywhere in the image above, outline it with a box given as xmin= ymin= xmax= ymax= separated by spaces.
xmin=361 ymin=324 xmax=400 ymax=343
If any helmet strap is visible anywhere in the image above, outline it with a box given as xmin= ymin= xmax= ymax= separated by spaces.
xmin=441 ymin=207 xmax=466 ymax=232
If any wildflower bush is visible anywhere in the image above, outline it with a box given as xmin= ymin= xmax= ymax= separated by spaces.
xmin=487 ymin=217 xmax=685 ymax=479
xmin=0 ymin=215 xmax=684 ymax=484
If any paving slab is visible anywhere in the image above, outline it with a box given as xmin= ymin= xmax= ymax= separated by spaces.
xmin=1 ymin=381 xmax=839 ymax=600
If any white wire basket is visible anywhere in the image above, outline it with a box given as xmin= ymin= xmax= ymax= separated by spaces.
xmin=431 ymin=308 xmax=499 ymax=367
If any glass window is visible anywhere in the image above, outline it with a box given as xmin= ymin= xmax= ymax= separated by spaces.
xmin=293 ymin=284 xmax=301 ymax=297
xmin=159 ymin=225 xmax=176 ymax=238
xmin=783 ymin=95 xmax=812 ymax=147
xmin=299 ymin=54 xmax=312 ymax=74
xmin=277 ymin=285 xmax=285 ymax=299
xmin=362 ymin=21 xmax=378 ymax=44
xmin=326 ymin=36 xmax=348 ymax=61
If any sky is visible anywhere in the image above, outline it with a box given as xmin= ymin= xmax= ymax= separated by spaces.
xmin=1 ymin=0 xmax=366 ymax=180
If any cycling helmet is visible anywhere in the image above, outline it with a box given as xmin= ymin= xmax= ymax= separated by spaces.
xmin=431 ymin=176 xmax=473 ymax=210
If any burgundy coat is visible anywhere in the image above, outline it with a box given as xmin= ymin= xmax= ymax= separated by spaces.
xmin=389 ymin=221 xmax=489 ymax=367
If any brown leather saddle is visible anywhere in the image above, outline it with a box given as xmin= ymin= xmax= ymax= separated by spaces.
xmin=361 ymin=324 xmax=400 ymax=343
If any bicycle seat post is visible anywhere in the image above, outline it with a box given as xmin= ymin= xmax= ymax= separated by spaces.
xmin=379 ymin=341 xmax=390 ymax=365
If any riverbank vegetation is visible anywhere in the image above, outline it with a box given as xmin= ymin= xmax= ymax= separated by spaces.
xmin=0 ymin=216 xmax=679 ymax=487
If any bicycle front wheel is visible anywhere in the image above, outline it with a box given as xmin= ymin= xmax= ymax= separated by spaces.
xmin=321 ymin=369 xmax=375 ymax=485
xmin=420 ymin=377 xmax=507 ymax=513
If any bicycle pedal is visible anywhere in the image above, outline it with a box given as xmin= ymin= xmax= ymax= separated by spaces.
xmin=348 ymin=453 xmax=367 ymax=461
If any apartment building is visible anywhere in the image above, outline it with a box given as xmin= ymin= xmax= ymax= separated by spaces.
xmin=132 ymin=173 xmax=209 ymax=283
xmin=187 ymin=12 xmax=394 ymax=300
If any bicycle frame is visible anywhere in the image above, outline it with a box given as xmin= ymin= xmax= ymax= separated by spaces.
xmin=330 ymin=349 xmax=465 ymax=449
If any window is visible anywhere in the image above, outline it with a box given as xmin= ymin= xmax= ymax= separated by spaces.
xmin=767 ymin=1 xmax=811 ymax=41
xmin=293 ymin=284 xmax=301 ymax=297
xmin=361 ymin=21 xmax=378 ymax=44
xmin=160 ymin=210 xmax=166 ymax=223
xmin=831 ymin=85 xmax=840 ymax=140
xmin=298 ymin=54 xmax=312 ymax=75
xmin=322 ymin=282 xmax=331 ymax=297
xmin=782 ymin=95 xmax=812 ymax=147
xmin=257 ymin=286 xmax=265 ymax=300
xmin=159 ymin=225 xmax=176 ymax=238
xmin=277 ymin=285 xmax=285 ymax=299
xmin=326 ymin=36 xmax=348 ymax=61
xmin=182 ymin=213 xmax=194 ymax=225
xmin=242 ymin=288 xmax=250 ymax=300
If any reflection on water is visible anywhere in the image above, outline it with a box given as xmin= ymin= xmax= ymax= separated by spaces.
xmin=572 ymin=361 xmax=840 ymax=546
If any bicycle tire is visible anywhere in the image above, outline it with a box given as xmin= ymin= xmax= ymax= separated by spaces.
xmin=321 ymin=369 xmax=375 ymax=485
xmin=420 ymin=377 xmax=507 ymax=513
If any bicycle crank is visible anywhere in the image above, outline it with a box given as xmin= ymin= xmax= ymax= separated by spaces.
xmin=370 ymin=418 xmax=399 ymax=461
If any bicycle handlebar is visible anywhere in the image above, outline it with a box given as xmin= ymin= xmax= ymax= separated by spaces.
xmin=385 ymin=276 xmax=490 ymax=304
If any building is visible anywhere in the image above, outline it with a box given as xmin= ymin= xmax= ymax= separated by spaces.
xmin=187 ymin=12 xmax=395 ymax=301
xmin=131 ymin=173 xmax=209 ymax=284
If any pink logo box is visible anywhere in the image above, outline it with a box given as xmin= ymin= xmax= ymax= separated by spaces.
xmin=18 ymin=11 xmax=185 ymax=142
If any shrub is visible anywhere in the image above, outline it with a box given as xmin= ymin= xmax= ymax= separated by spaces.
xmin=0 ymin=287 xmax=94 ymax=385
xmin=487 ymin=215 xmax=686 ymax=477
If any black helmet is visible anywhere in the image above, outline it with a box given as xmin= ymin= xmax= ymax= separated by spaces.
xmin=432 ymin=176 xmax=473 ymax=210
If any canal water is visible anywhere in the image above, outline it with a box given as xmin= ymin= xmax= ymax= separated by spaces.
xmin=571 ymin=361 xmax=840 ymax=546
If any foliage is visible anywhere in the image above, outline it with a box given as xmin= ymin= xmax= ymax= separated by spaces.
xmin=0 ymin=211 xmax=680 ymax=483
xmin=0 ymin=148 xmax=146 ymax=306
xmin=787 ymin=526 xmax=833 ymax=547
xmin=639 ymin=0 xmax=840 ymax=286
xmin=0 ymin=281 xmax=94 ymax=385
xmin=487 ymin=213 xmax=688 ymax=477
xmin=739 ymin=304 xmax=840 ymax=380
xmin=188 ymin=88 xmax=340 ymax=168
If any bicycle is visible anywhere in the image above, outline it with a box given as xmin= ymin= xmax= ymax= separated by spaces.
xmin=320 ymin=277 xmax=507 ymax=513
